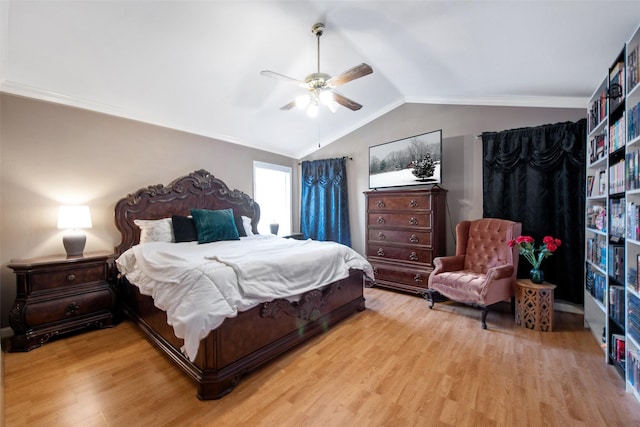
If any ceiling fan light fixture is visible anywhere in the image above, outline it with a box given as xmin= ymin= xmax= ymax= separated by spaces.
xmin=307 ymin=103 xmax=318 ymax=118
xmin=295 ymin=94 xmax=310 ymax=109
xmin=319 ymin=89 xmax=334 ymax=106
xmin=261 ymin=22 xmax=373 ymax=115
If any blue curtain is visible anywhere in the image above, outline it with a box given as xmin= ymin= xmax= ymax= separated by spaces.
xmin=300 ymin=158 xmax=351 ymax=246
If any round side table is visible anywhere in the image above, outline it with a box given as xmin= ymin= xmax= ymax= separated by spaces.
xmin=514 ymin=279 xmax=557 ymax=332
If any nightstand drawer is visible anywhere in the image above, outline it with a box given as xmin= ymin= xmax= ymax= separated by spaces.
xmin=8 ymin=251 xmax=117 ymax=351
xmin=29 ymin=263 xmax=107 ymax=292
xmin=24 ymin=287 xmax=115 ymax=326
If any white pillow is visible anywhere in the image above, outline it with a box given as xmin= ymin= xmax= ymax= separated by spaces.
xmin=134 ymin=218 xmax=174 ymax=244
xmin=241 ymin=216 xmax=254 ymax=236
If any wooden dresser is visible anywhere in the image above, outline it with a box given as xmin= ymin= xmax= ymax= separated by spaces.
xmin=7 ymin=250 xmax=117 ymax=351
xmin=365 ymin=188 xmax=447 ymax=294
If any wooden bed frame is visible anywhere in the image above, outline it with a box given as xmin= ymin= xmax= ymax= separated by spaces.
xmin=114 ymin=169 xmax=367 ymax=400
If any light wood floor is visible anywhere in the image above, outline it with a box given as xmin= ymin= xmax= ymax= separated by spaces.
xmin=4 ymin=287 xmax=640 ymax=427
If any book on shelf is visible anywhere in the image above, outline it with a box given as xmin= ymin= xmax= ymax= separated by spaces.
xmin=587 ymin=204 xmax=606 ymax=231
xmin=589 ymin=88 xmax=608 ymax=133
xmin=609 ymin=160 xmax=626 ymax=194
xmin=608 ymin=284 xmax=625 ymax=325
xmin=610 ymin=114 xmax=626 ymax=153
xmin=589 ymin=131 xmax=607 ymax=163
xmin=609 ymin=198 xmax=626 ymax=238
xmin=629 ymin=42 xmax=639 ymax=93
xmin=628 ymin=201 xmax=640 ymax=240
xmin=627 ymin=149 xmax=639 ymax=191
xmin=630 ymin=101 xmax=640 ymax=143
xmin=587 ymin=175 xmax=594 ymax=196
xmin=599 ymin=169 xmax=607 ymax=195
xmin=612 ymin=333 xmax=626 ymax=363
xmin=585 ymin=262 xmax=606 ymax=303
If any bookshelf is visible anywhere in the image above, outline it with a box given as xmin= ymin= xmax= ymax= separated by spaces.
xmin=626 ymin=23 xmax=640 ymax=402
xmin=585 ymin=22 xmax=640 ymax=404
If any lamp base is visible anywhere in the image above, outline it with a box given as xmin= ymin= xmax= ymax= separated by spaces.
xmin=63 ymin=233 xmax=86 ymax=257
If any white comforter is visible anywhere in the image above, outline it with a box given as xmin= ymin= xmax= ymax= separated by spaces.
xmin=116 ymin=234 xmax=373 ymax=361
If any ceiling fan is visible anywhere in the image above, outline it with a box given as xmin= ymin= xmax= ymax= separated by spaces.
xmin=261 ymin=23 xmax=373 ymax=117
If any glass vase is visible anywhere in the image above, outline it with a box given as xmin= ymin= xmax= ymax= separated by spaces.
xmin=529 ymin=267 xmax=544 ymax=284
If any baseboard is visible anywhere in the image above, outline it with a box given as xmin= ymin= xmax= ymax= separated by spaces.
xmin=554 ymin=300 xmax=583 ymax=315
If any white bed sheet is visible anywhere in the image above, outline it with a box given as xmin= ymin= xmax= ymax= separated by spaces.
xmin=116 ymin=234 xmax=373 ymax=361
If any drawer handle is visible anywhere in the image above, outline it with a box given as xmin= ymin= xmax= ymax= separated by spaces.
xmin=377 ymin=200 xmax=386 ymax=208
xmin=409 ymin=217 xmax=418 ymax=225
xmin=409 ymin=199 xmax=418 ymax=208
xmin=377 ymin=232 xmax=386 ymax=240
xmin=409 ymin=234 xmax=419 ymax=243
xmin=65 ymin=302 xmax=80 ymax=316
xmin=414 ymin=274 xmax=423 ymax=283
xmin=377 ymin=248 xmax=385 ymax=257
xmin=67 ymin=274 xmax=76 ymax=282
xmin=373 ymin=266 xmax=378 ymax=275
xmin=409 ymin=251 xmax=419 ymax=261
xmin=377 ymin=216 xmax=385 ymax=224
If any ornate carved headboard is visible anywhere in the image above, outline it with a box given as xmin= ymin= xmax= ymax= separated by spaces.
xmin=114 ymin=169 xmax=260 ymax=255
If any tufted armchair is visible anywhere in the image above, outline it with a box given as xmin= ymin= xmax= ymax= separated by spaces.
xmin=424 ymin=218 xmax=522 ymax=329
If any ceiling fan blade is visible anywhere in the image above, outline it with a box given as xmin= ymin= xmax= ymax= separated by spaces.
xmin=260 ymin=70 xmax=308 ymax=88
xmin=333 ymin=91 xmax=363 ymax=111
xmin=280 ymin=100 xmax=297 ymax=110
xmin=326 ymin=63 xmax=373 ymax=87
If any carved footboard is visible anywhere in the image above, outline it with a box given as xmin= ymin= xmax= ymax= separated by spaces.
xmin=119 ymin=269 xmax=365 ymax=399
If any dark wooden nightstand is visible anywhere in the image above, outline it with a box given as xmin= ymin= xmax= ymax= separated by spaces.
xmin=7 ymin=250 xmax=118 ymax=351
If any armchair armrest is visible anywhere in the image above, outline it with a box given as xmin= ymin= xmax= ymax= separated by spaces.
xmin=486 ymin=264 xmax=514 ymax=281
xmin=432 ymin=255 xmax=465 ymax=275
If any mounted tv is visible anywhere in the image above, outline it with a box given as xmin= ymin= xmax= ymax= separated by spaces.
xmin=369 ymin=129 xmax=442 ymax=189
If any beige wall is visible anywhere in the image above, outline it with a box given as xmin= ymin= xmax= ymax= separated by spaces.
xmin=0 ymin=93 xmax=298 ymax=328
xmin=302 ymin=103 xmax=586 ymax=257
xmin=0 ymin=94 xmax=586 ymax=329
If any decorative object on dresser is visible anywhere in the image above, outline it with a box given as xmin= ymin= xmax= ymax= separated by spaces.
xmin=425 ymin=218 xmax=521 ymax=329
xmin=8 ymin=250 xmax=117 ymax=352
xmin=364 ymin=188 xmax=447 ymax=294
xmin=57 ymin=205 xmax=93 ymax=257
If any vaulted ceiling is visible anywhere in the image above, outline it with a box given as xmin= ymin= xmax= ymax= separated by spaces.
xmin=2 ymin=1 xmax=640 ymax=158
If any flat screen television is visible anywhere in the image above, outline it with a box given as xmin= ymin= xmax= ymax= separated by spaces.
xmin=369 ymin=129 xmax=442 ymax=189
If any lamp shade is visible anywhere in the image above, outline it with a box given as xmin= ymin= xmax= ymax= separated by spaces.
xmin=57 ymin=205 xmax=92 ymax=257
xmin=57 ymin=205 xmax=92 ymax=229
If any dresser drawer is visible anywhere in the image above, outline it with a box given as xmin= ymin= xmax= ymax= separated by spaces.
xmin=368 ymin=229 xmax=432 ymax=246
xmin=371 ymin=261 xmax=431 ymax=289
xmin=367 ymin=244 xmax=433 ymax=265
xmin=24 ymin=287 xmax=115 ymax=326
xmin=29 ymin=263 xmax=107 ymax=292
xmin=368 ymin=212 xmax=432 ymax=229
xmin=368 ymin=194 xmax=431 ymax=211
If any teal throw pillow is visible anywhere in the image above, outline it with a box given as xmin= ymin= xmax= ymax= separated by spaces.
xmin=190 ymin=208 xmax=240 ymax=244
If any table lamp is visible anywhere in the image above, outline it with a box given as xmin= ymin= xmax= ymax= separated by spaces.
xmin=57 ymin=205 xmax=92 ymax=257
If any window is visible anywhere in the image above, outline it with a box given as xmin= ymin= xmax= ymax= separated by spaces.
xmin=253 ymin=161 xmax=292 ymax=236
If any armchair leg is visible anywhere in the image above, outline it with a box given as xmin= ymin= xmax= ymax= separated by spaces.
xmin=422 ymin=289 xmax=447 ymax=309
xmin=481 ymin=307 xmax=489 ymax=329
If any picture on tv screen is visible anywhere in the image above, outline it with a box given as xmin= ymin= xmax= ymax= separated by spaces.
xmin=369 ymin=129 xmax=442 ymax=189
